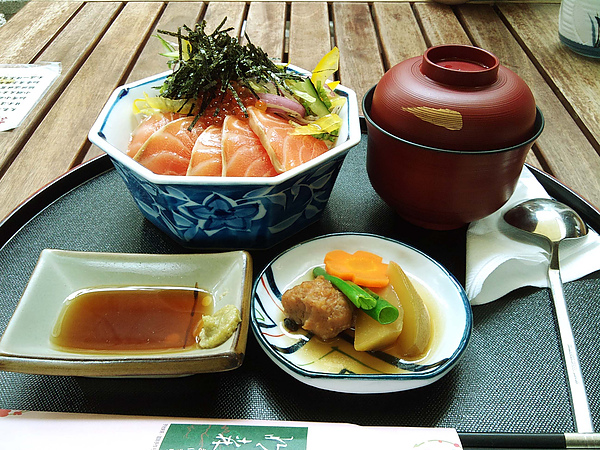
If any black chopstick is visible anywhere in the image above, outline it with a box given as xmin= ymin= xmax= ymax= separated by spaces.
xmin=458 ymin=432 xmax=600 ymax=449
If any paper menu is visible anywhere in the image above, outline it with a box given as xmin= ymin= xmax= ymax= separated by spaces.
xmin=0 ymin=410 xmax=462 ymax=450
xmin=0 ymin=63 xmax=61 ymax=132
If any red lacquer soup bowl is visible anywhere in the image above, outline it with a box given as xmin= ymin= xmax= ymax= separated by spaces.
xmin=363 ymin=86 xmax=544 ymax=230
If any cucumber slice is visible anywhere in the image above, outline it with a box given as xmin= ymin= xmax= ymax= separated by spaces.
xmin=287 ymin=78 xmax=330 ymax=117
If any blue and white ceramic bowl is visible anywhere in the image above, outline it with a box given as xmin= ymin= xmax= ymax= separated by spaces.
xmin=252 ymin=233 xmax=472 ymax=393
xmin=88 ymin=66 xmax=360 ymax=249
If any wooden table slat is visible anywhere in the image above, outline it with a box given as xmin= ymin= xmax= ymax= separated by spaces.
xmin=464 ymin=3 xmax=600 ymax=207
xmin=0 ymin=2 xmax=122 ymax=173
xmin=288 ymin=2 xmax=332 ymax=71
xmin=372 ymin=2 xmax=427 ymax=69
xmin=243 ymin=2 xmax=287 ymax=62
xmin=414 ymin=2 xmax=472 ymax=47
xmin=332 ymin=2 xmax=385 ymax=114
xmin=0 ymin=2 xmax=164 ymax=220
xmin=124 ymin=2 xmax=205 ymax=85
xmin=0 ymin=1 xmax=82 ymax=65
xmin=202 ymin=1 xmax=246 ymax=36
xmin=499 ymin=3 xmax=600 ymax=150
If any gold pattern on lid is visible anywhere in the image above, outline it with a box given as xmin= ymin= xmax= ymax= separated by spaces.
xmin=402 ymin=107 xmax=463 ymax=131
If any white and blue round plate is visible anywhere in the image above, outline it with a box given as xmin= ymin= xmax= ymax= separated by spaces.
xmin=251 ymin=233 xmax=472 ymax=393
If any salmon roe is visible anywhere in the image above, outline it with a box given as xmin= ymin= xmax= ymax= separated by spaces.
xmin=192 ymin=85 xmax=257 ymax=128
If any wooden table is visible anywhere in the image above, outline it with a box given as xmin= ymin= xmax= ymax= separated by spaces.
xmin=1 ymin=0 xmax=599 ymax=223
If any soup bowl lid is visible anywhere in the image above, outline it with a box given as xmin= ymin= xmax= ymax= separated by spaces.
xmin=370 ymin=45 xmax=537 ymax=151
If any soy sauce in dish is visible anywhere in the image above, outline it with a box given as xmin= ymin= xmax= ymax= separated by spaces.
xmin=51 ymin=286 xmax=212 ymax=352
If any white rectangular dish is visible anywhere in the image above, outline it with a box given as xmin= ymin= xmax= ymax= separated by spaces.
xmin=0 ymin=249 xmax=252 ymax=377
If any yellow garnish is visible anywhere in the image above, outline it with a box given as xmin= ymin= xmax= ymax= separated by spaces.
xmin=159 ymin=38 xmax=192 ymax=61
xmin=291 ymin=113 xmax=342 ymax=136
xmin=311 ymin=47 xmax=340 ymax=86
xmin=132 ymin=92 xmax=193 ymax=116
xmin=181 ymin=39 xmax=191 ymax=61
xmin=328 ymin=95 xmax=346 ymax=113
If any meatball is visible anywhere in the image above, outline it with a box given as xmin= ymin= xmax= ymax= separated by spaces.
xmin=281 ymin=275 xmax=354 ymax=340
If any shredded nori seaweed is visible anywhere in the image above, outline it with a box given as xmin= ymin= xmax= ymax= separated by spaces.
xmin=157 ymin=18 xmax=302 ymax=121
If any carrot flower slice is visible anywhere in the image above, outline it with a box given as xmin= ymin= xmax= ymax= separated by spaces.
xmin=324 ymin=250 xmax=389 ymax=288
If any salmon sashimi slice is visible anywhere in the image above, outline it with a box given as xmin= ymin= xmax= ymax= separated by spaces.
xmin=221 ymin=116 xmax=278 ymax=177
xmin=247 ymin=106 xmax=329 ymax=173
xmin=133 ymin=116 xmax=203 ymax=176
xmin=186 ymin=125 xmax=223 ymax=176
xmin=127 ymin=111 xmax=182 ymax=157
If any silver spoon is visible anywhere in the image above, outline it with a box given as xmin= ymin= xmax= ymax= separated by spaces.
xmin=503 ymin=198 xmax=593 ymax=433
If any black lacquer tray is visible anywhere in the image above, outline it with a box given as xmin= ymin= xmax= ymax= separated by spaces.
xmin=1 ymin=130 xmax=599 ymax=435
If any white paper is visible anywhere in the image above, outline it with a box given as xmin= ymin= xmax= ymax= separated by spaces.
xmin=0 ymin=409 xmax=462 ymax=450
xmin=0 ymin=63 xmax=61 ymax=131
xmin=466 ymin=166 xmax=600 ymax=304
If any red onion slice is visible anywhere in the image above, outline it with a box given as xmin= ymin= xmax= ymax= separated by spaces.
xmin=258 ymin=93 xmax=305 ymax=117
